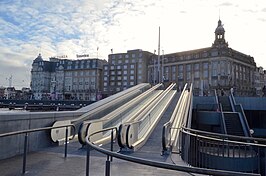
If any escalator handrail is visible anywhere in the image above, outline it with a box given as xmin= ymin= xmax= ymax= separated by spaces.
xmin=126 ymin=83 xmax=176 ymax=149
xmin=230 ymin=93 xmax=252 ymax=137
xmin=162 ymin=83 xmax=188 ymax=151
xmin=219 ymin=103 xmax=228 ymax=135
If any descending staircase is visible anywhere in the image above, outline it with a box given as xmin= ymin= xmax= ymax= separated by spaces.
xmin=223 ymin=113 xmax=245 ymax=136
xmin=218 ymin=96 xmax=232 ymax=112
xmin=218 ymin=96 xmax=246 ymax=136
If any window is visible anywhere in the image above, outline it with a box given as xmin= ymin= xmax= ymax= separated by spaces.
xmin=203 ymin=62 xmax=209 ymax=69
xmin=123 ymin=65 xmax=128 ymax=69
xmin=194 ymin=63 xmax=199 ymax=70
xmin=186 ymin=64 xmax=191 ymax=71
xmin=172 ymin=66 xmax=176 ymax=72
xmin=203 ymin=70 xmax=208 ymax=78
xmin=178 ymin=65 xmax=183 ymax=72
xmin=212 ymin=61 xmax=218 ymax=76
xmin=130 ymin=64 xmax=135 ymax=69
xmin=130 ymin=70 xmax=134 ymax=74
xmin=194 ymin=71 xmax=200 ymax=78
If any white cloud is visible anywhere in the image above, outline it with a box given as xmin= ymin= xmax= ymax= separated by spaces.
xmin=0 ymin=0 xmax=266 ymax=89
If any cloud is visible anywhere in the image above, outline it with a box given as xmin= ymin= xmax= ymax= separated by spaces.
xmin=219 ymin=2 xmax=233 ymax=7
xmin=0 ymin=0 xmax=266 ymax=89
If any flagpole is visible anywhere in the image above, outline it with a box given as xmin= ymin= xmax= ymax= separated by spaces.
xmin=157 ymin=26 xmax=160 ymax=83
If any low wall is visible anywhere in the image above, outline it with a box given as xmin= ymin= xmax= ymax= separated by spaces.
xmin=0 ymin=110 xmax=83 ymax=160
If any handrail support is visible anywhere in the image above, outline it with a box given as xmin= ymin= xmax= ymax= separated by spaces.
xmin=22 ymin=133 xmax=28 ymax=174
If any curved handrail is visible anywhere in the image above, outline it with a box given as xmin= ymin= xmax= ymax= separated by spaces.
xmin=0 ymin=124 xmax=76 ymax=139
xmin=181 ymin=127 xmax=266 ymax=148
xmin=86 ymin=127 xmax=260 ymax=176
xmin=0 ymin=124 xmax=76 ymax=174
xmin=181 ymin=126 xmax=266 ymax=143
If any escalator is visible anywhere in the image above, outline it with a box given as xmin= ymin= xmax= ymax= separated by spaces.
xmin=218 ymin=96 xmax=232 ymax=112
xmin=218 ymin=95 xmax=250 ymax=137
xmin=223 ymin=113 xmax=245 ymax=136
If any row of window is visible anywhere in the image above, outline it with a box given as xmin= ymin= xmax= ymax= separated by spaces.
xmin=104 ymin=81 xmax=135 ymax=87
xmin=111 ymin=53 xmax=143 ymax=60
xmin=104 ymin=64 xmax=137 ymax=70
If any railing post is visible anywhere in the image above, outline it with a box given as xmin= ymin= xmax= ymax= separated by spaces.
xmin=22 ymin=133 xmax=28 ymax=174
xmin=86 ymin=144 xmax=91 ymax=176
xmin=110 ymin=129 xmax=114 ymax=162
xmin=64 ymin=127 xmax=68 ymax=158
xmin=105 ymin=159 xmax=111 ymax=176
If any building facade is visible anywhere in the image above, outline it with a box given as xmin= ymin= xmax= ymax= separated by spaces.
xmin=102 ymin=49 xmax=153 ymax=96
xmin=148 ymin=19 xmax=256 ymax=96
xmin=31 ymin=54 xmax=107 ymax=100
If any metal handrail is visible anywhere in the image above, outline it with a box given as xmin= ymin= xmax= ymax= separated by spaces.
xmin=181 ymin=127 xmax=266 ymax=143
xmin=230 ymin=93 xmax=252 ymax=137
xmin=0 ymin=124 xmax=76 ymax=174
xmin=181 ymin=128 xmax=266 ymax=148
xmin=85 ymin=127 xmax=260 ymax=176
xmin=162 ymin=83 xmax=189 ymax=152
xmin=125 ymin=83 xmax=176 ymax=149
xmin=78 ymin=84 xmax=162 ymax=145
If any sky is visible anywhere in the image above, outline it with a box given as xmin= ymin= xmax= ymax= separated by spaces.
xmin=0 ymin=0 xmax=266 ymax=89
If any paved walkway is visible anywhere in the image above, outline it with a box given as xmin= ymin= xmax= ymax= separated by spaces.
xmin=0 ymin=140 xmax=193 ymax=176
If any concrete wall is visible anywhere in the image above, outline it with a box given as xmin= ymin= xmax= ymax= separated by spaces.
xmin=0 ymin=111 xmax=83 ymax=160
xmin=235 ymin=97 xmax=266 ymax=110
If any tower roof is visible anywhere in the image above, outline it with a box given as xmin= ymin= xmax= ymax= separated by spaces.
xmin=215 ymin=19 xmax=225 ymax=34
xmin=34 ymin=53 xmax=43 ymax=62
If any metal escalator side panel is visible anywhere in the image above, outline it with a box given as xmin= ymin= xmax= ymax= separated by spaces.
xmin=126 ymin=124 xmax=138 ymax=149
xmin=117 ymin=124 xmax=126 ymax=148
xmin=78 ymin=121 xmax=103 ymax=145
xmin=162 ymin=122 xmax=171 ymax=151
xmin=78 ymin=122 xmax=87 ymax=145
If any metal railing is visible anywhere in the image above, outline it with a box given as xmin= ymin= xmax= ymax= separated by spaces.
xmin=0 ymin=124 xmax=76 ymax=174
xmin=180 ymin=127 xmax=266 ymax=175
xmin=85 ymin=127 xmax=260 ymax=176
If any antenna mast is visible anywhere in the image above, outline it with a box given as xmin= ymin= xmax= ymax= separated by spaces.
xmin=157 ymin=26 xmax=161 ymax=83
